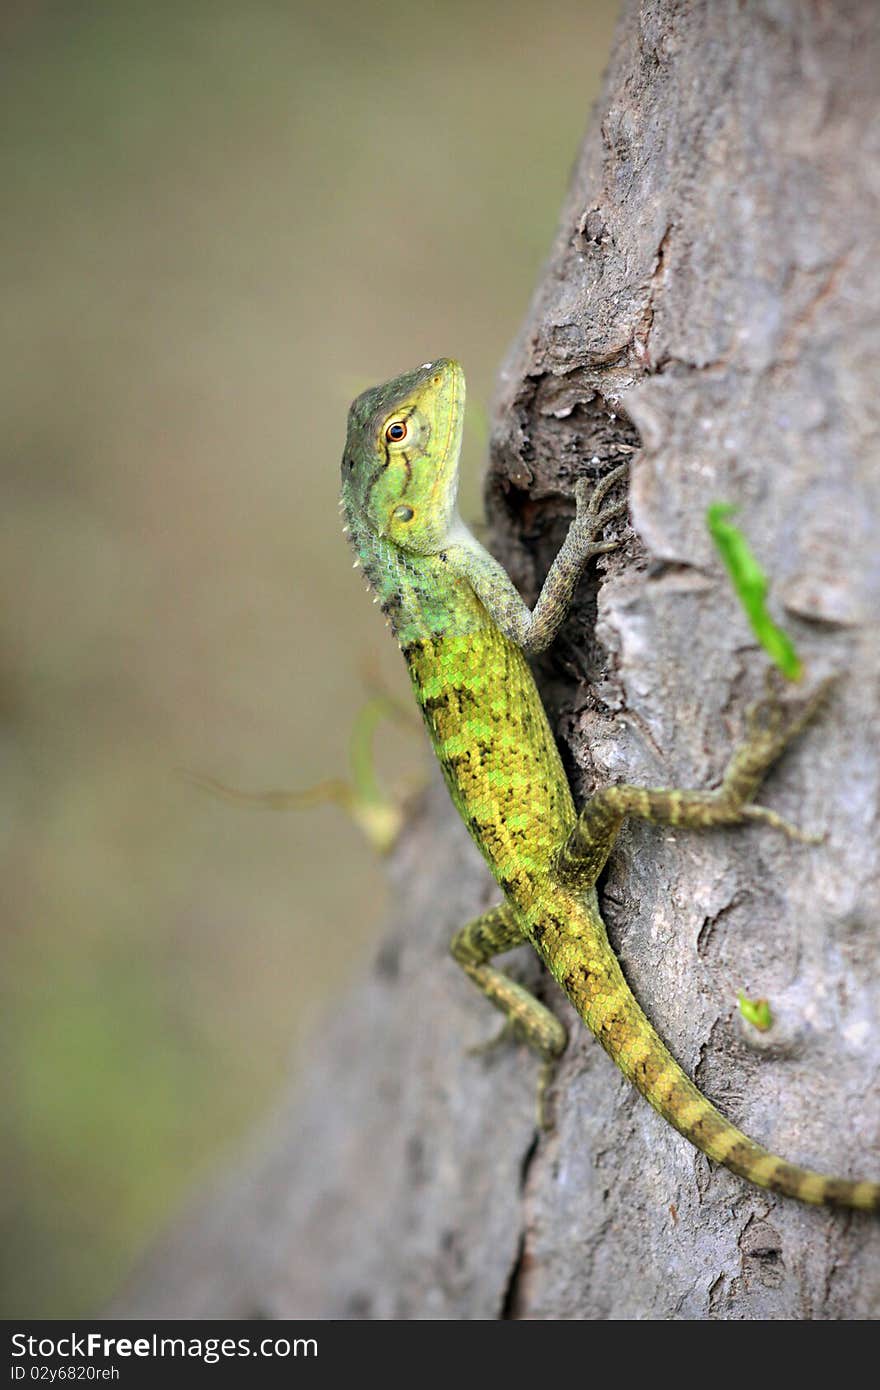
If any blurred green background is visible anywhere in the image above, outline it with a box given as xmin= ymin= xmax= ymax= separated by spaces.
xmin=0 ymin=0 xmax=617 ymax=1316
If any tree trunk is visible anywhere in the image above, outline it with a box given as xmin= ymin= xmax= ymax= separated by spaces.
xmin=113 ymin=0 xmax=880 ymax=1319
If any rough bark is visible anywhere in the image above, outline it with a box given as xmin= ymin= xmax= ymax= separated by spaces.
xmin=113 ymin=0 xmax=880 ymax=1319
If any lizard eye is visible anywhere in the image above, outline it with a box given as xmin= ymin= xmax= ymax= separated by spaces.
xmin=393 ymin=505 xmax=414 ymax=522
xmin=385 ymin=420 xmax=407 ymax=443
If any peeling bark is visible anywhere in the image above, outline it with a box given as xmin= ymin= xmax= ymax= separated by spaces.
xmin=113 ymin=0 xmax=880 ymax=1319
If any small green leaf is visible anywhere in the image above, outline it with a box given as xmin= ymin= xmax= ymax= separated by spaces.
xmin=738 ymin=992 xmax=773 ymax=1032
xmin=707 ymin=503 xmax=803 ymax=681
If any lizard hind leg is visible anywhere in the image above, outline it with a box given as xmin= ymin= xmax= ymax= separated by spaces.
xmin=556 ymin=675 xmax=834 ymax=889
xmin=451 ymin=903 xmax=567 ymax=1127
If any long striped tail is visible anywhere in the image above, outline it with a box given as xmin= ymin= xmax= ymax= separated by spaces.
xmin=549 ymin=904 xmax=879 ymax=1211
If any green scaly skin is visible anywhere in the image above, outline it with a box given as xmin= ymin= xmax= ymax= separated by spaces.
xmin=340 ymin=358 xmax=879 ymax=1212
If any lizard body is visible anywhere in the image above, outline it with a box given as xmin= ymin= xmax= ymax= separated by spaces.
xmin=341 ymin=357 xmax=879 ymax=1211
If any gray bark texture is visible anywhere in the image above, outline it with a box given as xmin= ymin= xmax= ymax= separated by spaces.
xmin=113 ymin=0 xmax=880 ymax=1319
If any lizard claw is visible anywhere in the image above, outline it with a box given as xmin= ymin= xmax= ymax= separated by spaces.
xmin=745 ymin=671 xmax=837 ymax=752
xmin=466 ymin=1019 xmax=519 ymax=1058
xmin=574 ymin=463 xmax=630 ymax=550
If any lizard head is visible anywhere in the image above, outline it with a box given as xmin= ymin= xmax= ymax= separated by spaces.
xmin=341 ymin=358 xmax=465 ymax=554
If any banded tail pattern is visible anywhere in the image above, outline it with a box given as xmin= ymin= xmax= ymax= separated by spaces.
xmin=541 ymin=892 xmax=880 ymax=1211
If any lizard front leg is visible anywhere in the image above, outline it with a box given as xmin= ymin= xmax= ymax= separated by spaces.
xmin=446 ymin=463 xmax=629 ymax=655
xmin=556 ymin=677 xmax=832 ymax=889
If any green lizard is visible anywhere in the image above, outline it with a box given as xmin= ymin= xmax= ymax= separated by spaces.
xmin=341 ymin=357 xmax=879 ymax=1211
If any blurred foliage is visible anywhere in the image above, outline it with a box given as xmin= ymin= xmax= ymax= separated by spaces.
xmin=0 ymin=0 xmax=618 ymax=1314
xmin=738 ymin=993 xmax=773 ymax=1033
xmin=707 ymin=504 xmax=803 ymax=681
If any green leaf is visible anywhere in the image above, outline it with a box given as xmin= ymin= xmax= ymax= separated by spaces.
xmin=738 ymin=992 xmax=773 ymax=1032
xmin=707 ymin=503 xmax=803 ymax=681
